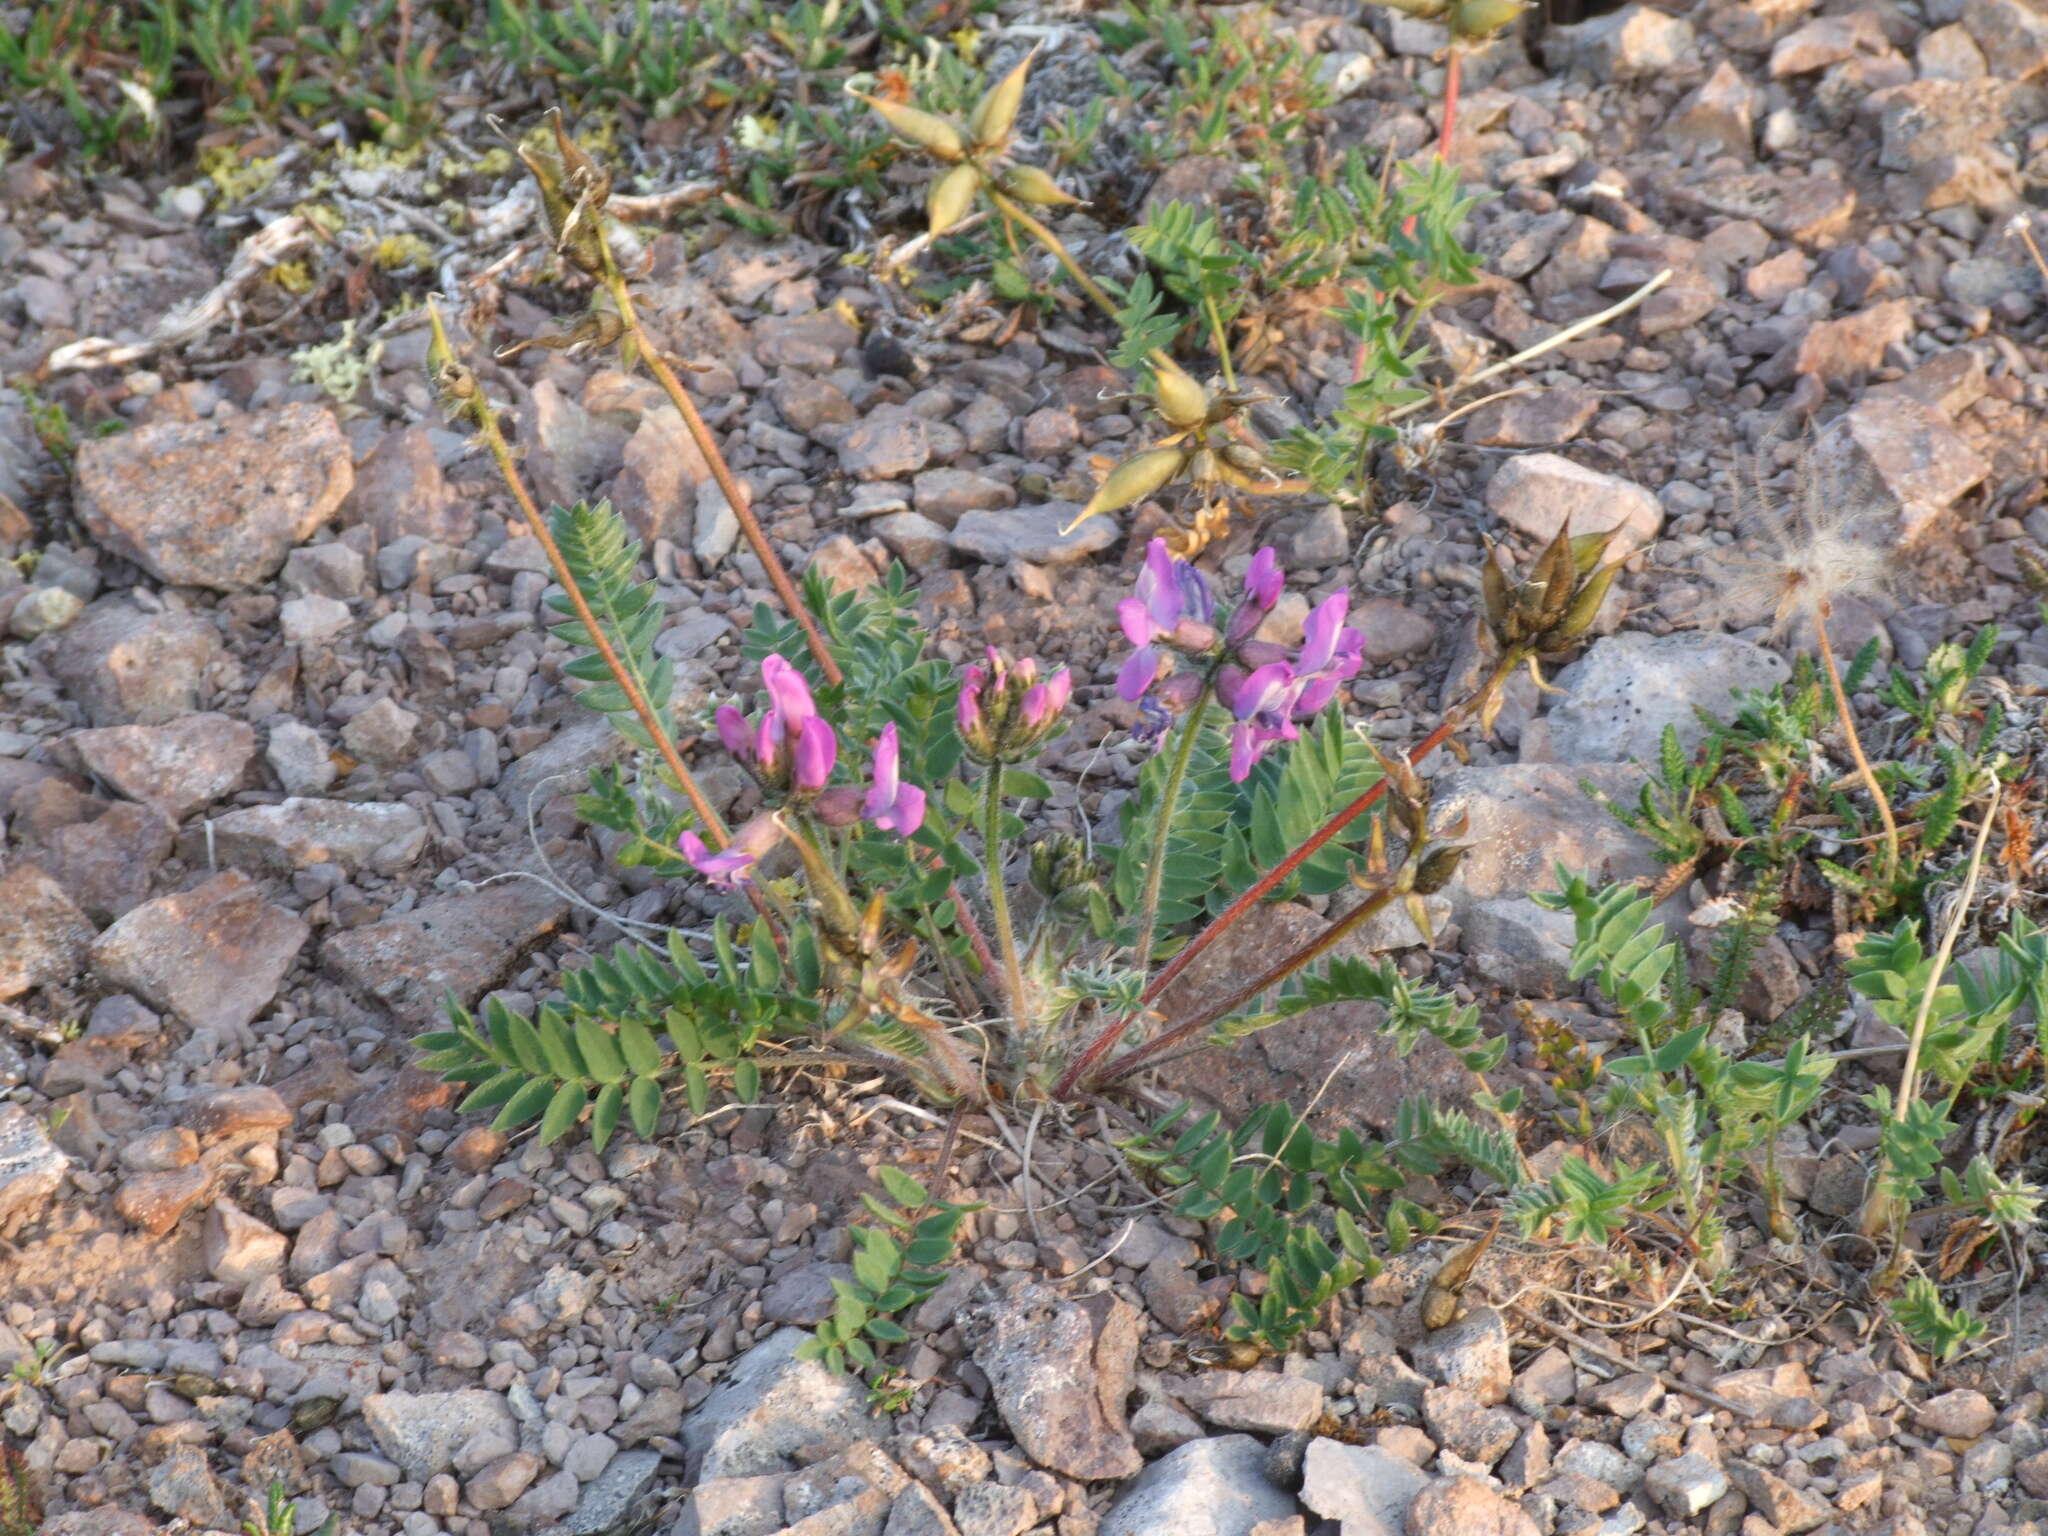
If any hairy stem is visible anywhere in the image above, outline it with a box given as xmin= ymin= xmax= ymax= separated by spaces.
xmin=473 ymin=407 xmax=728 ymax=844
xmin=1094 ymin=882 xmax=1401 ymax=1090
xmin=1130 ymin=687 xmax=1212 ymax=972
xmin=980 ymin=767 xmax=1029 ymax=1029
xmin=1813 ymin=604 xmax=1900 ymax=890
xmin=598 ymin=264 xmax=842 ymax=687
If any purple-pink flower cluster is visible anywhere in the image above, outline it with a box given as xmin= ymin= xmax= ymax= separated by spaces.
xmin=958 ymin=647 xmax=1073 ymax=763
xmin=1117 ymin=538 xmax=1365 ymax=781
xmin=683 ymin=656 xmax=927 ymax=888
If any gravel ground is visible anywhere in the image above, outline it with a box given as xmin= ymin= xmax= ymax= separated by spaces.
xmin=4 ymin=0 xmax=2048 ymax=1532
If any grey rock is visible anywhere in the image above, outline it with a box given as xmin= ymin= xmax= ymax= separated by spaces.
xmin=1815 ymin=393 xmax=1989 ymax=542
xmin=1723 ymin=1459 xmax=1832 ymax=1533
xmin=91 ymin=872 xmax=309 ymax=1034
xmin=148 ymin=1444 xmax=234 ymax=1527
xmin=1299 ymin=1438 xmax=1430 ymax=1536
xmin=972 ymin=1284 xmax=1142 ymax=1481
xmin=1421 ymin=1385 xmax=1519 ymax=1465
xmin=912 ymin=469 xmax=1014 ymax=526
xmin=760 ymin=1263 xmax=856 ymax=1325
xmin=951 ymin=1483 xmax=1035 ymax=1536
xmin=266 ymin=722 xmax=338 ymax=797
xmin=1486 ymin=453 xmax=1663 ymax=554
xmin=949 ymin=504 xmax=1118 ymax=567
xmin=1529 ymin=632 xmax=1789 ymax=767
xmin=1915 ymin=1387 xmax=1996 ymax=1438
xmin=1170 ymin=1371 xmax=1326 ymax=1436
xmin=616 ymin=408 xmax=709 ymax=546
xmin=694 ymin=479 xmax=742 ymax=566
xmin=882 ymin=1484 xmax=958 ymax=1536
xmin=280 ymin=593 xmax=352 ymax=646
xmin=1410 ymin=1307 xmax=1512 ymax=1406
xmin=1291 ymin=504 xmax=1350 ymax=566
xmin=1428 ymin=764 xmax=1663 ymax=921
xmin=680 ymin=1327 xmax=882 ymax=1481
xmin=1405 ymin=1477 xmax=1540 ymax=1536
xmin=322 ymin=878 xmax=569 ymax=1021
xmin=47 ymin=598 xmax=220 ymax=726
xmin=666 ymin=1472 xmax=788 ymax=1536
xmin=201 ymin=799 xmax=427 ymax=875
xmin=75 ymin=402 xmax=352 ymax=590
xmin=346 ymin=425 xmax=474 ymax=546
xmin=282 ymin=541 xmax=369 ymax=601
xmin=9 ymin=585 xmax=84 ymax=638
xmin=525 ymin=380 xmax=628 ymax=509
xmin=840 ymin=407 xmax=931 ymax=480
xmin=1099 ymin=1435 xmax=1296 ymax=1536
xmin=340 ymin=698 xmax=419 ymax=767
xmin=497 ymin=719 xmax=630 ymax=822
xmin=565 ymin=1450 xmax=664 ymax=1536
xmin=1644 ymin=1453 xmax=1728 ymax=1519
xmin=68 ymin=712 xmax=258 ymax=820
xmin=0 ymin=863 xmax=94 ymax=1000
xmin=1459 ymin=898 xmax=1578 ymax=994
xmin=872 ymin=513 xmax=953 ymax=571
xmin=363 ymin=1389 xmax=521 ymax=1480
xmin=0 ymin=1104 xmax=68 ymax=1231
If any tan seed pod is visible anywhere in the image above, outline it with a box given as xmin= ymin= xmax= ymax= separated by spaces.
xmin=550 ymin=110 xmax=611 ymax=211
xmin=995 ymin=163 xmax=1081 ymax=208
xmin=1065 ymin=445 xmax=1190 ymax=531
xmin=1152 ymin=365 xmax=1210 ymax=430
xmin=860 ymin=94 xmax=967 ymax=161
xmin=1480 ymin=542 xmax=1511 ymax=637
xmin=1220 ymin=441 xmax=1268 ymax=474
xmin=969 ymin=47 xmax=1038 ymax=151
xmin=927 ymin=162 xmax=982 ymax=237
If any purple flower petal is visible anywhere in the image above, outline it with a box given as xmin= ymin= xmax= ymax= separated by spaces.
xmin=793 ymin=718 xmax=837 ymax=792
xmin=1117 ymin=644 xmax=1164 ymax=703
xmin=715 ymin=704 xmax=751 ymax=759
xmin=1245 ymin=547 xmax=1283 ymax=610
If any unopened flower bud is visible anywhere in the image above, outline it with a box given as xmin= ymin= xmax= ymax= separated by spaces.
xmin=813 ymin=786 xmax=864 ymax=827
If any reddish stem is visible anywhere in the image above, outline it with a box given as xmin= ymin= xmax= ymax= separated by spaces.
xmin=1437 ymin=49 xmax=1462 ymax=165
xmin=1050 ymin=713 xmax=1461 ymax=1102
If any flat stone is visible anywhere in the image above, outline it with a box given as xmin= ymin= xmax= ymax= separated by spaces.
xmin=1299 ymin=1438 xmax=1431 ymax=1536
xmin=949 ymin=504 xmax=1118 ymax=567
xmin=204 ymin=1199 xmax=289 ymax=1286
xmin=973 ymin=1285 xmax=1141 ymax=1480
xmin=76 ymin=402 xmax=352 ymax=590
xmin=0 ymin=863 xmax=93 ymax=1000
xmin=1462 ymin=388 xmax=1600 ymax=448
xmin=615 ymin=408 xmax=711 ymax=546
xmin=1528 ymin=631 xmax=1790 ymax=766
xmin=1915 ymin=1387 xmax=1996 ymax=1438
xmin=1673 ymin=172 xmax=1856 ymax=244
xmin=1724 ymin=1459 xmax=1833 ymax=1533
xmin=681 ymin=1327 xmax=881 ymax=1481
xmin=1645 ymin=1453 xmax=1729 ymax=1518
xmin=1099 ymin=1435 xmax=1296 ymax=1536
xmin=839 ymin=406 xmax=931 ymax=480
xmin=0 ymin=1103 xmax=68 ymax=1231
xmin=46 ymin=598 xmax=220 ymax=726
xmin=266 ymin=721 xmax=338 ymax=797
xmin=564 ymin=1449 xmax=664 ymax=1536
xmin=345 ymin=425 xmax=473 ymax=545
xmin=1154 ymin=900 xmax=1474 ymax=1137
xmin=1405 ymin=1476 xmax=1541 ymax=1536
xmin=1428 ymin=763 xmax=1663 ymax=921
xmin=364 ymin=1389 xmax=521 ymax=1480
xmin=202 ymin=798 xmax=427 ymax=874
xmin=1486 ymin=453 xmax=1663 ymax=554
xmin=1170 ymin=1370 xmax=1326 ymax=1435
xmin=67 ymin=712 xmax=257 ymax=820
xmin=1789 ymin=299 xmax=1915 ymax=385
xmin=1819 ymin=394 xmax=1989 ymax=541
xmin=321 ymin=878 xmax=570 ymax=1022
xmin=91 ymin=872 xmax=309 ymax=1035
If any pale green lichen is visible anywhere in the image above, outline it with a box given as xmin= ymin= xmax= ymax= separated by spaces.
xmin=290 ymin=320 xmax=383 ymax=407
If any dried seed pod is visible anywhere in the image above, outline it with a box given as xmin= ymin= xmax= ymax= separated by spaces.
xmin=1480 ymin=541 xmax=1512 ymax=640
xmin=1067 ymin=445 xmax=1190 ymax=530
xmin=1412 ymin=841 xmax=1468 ymax=896
xmin=550 ymin=110 xmax=610 ymax=212
xmin=928 ymin=162 xmax=981 ymax=238
xmin=860 ymin=94 xmax=968 ymax=161
xmin=1549 ymin=557 xmax=1622 ymax=648
xmin=1187 ymin=446 xmax=1221 ymax=488
xmin=995 ymin=163 xmax=1080 ymax=208
xmin=969 ymin=48 xmax=1037 ymax=151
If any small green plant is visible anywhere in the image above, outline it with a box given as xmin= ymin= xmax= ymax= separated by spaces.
xmin=0 ymin=1442 xmax=39 ymax=1536
xmin=244 ymin=1477 xmax=338 ymax=1536
xmin=797 ymin=1168 xmax=979 ymax=1400
xmin=1890 ymin=1275 xmax=1988 ymax=1363
xmin=6 ymin=1337 xmax=67 ymax=1389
